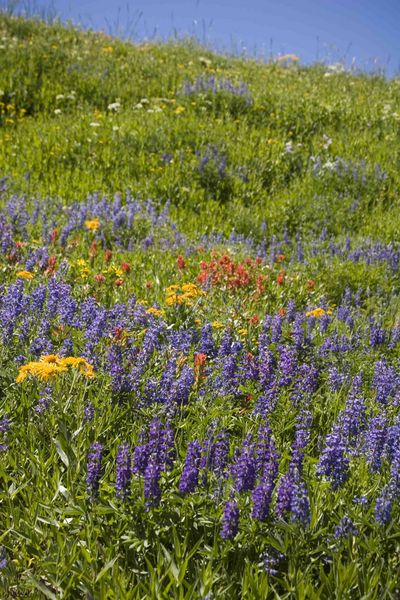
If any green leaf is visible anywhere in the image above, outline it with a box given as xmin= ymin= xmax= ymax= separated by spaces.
xmin=95 ymin=555 xmax=119 ymax=583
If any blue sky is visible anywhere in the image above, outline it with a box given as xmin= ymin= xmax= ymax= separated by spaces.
xmin=10 ymin=0 xmax=400 ymax=75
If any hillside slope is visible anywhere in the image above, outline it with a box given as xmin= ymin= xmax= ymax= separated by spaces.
xmin=1 ymin=15 xmax=400 ymax=599
xmin=0 ymin=14 xmax=399 ymax=240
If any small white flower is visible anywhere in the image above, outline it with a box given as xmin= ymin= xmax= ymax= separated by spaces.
xmin=54 ymin=109 xmax=62 ymax=115
xmin=107 ymin=101 xmax=121 ymax=111
xmin=322 ymin=134 xmax=332 ymax=150
xmin=89 ymin=122 xmax=100 ymax=127
xmin=56 ymin=94 xmax=65 ymax=100
xmin=284 ymin=141 xmax=293 ymax=154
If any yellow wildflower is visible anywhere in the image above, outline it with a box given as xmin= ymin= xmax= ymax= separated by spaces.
xmin=16 ymin=361 xmax=67 ymax=383
xmin=212 ymin=321 xmax=224 ymax=329
xmin=16 ymin=270 xmax=34 ymax=280
xmin=306 ymin=308 xmax=326 ymax=318
xmin=85 ymin=219 xmax=100 ymax=231
xmin=146 ymin=307 xmax=165 ymax=317
xmin=16 ymin=355 xmax=95 ymax=383
xmin=166 ymin=294 xmax=185 ymax=306
xmin=165 ymin=285 xmax=180 ymax=294
xmin=40 ymin=354 xmax=60 ymax=363
xmin=165 ymin=283 xmax=205 ymax=306
xmin=102 ymin=46 xmax=114 ymax=53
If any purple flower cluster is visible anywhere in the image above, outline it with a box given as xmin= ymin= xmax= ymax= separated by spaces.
xmin=220 ymin=499 xmax=239 ymax=540
xmin=87 ymin=442 xmax=104 ymax=499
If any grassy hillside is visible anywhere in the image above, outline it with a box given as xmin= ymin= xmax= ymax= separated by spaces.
xmin=0 ymin=14 xmax=400 ymax=599
xmin=1 ymin=14 xmax=400 ymax=240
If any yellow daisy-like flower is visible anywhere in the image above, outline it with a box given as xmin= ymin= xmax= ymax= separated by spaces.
xmin=165 ymin=285 xmax=180 ymax=295
xmin=16 ymin=271 xmax=34 ymax=280
xmin=165 ymin=283 xmax=206 ymax=306
xmin=16 ymin=355 xmax=95 ymax=383
xmin=306 ymin=308 xmax=326 ymax=318
xmin=146 ymin=307 xmax=165 ymax=317
xmin=16 ymin=361 xmax=67 ymax=383
xmin=85 ymin=219 xmax=100 ymax=231
xmin=40 ymin=354 xmax=60 ymax=363
xmin=166 ymin=294 xmax=185 ymax=306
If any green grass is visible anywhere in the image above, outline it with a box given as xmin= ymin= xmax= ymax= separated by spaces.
xmin=0 ymin=13 xmax=399 ymax=240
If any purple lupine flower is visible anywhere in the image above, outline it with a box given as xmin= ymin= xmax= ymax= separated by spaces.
xmin=276 ymin=470 xmax=296 ymax=519
xmin=133 ymin=418 xmax=175 ymax=480
xmin=199 ymin=323 xmax=217 ymax=358
xmin=0 ymin=417 xmax=10 ymax=433
xmin=253 ymin=385 xmax=279 ymax=417
xmin=319 ymin=313 xmax=330 ymax=333
xmin=107 ymin=344 xmax=127 ymax=394
xmin=87 ymin=442 xmax=103 ymax=498
xmin=0 ymin=547 xmax=7 ymax=571
xmin=179 ymin=441 xmax=202 ymax=494
xmin=375 ymin=487 xmax=392 ymax=525
xmin=220 ymin=499 xmax=239 ymax=540
xmin=389 ymin=326 xmax=400 ymax=348
xmin=293 ymin=312 xmax=305 ymax=350
xmin=372 ymin=359 xmax=398 ymax=405
xmin=271 ymin=314 xmax=283 ymax=344
xmin=334 ymin=515 xmax=358 ymax=538
xmin=370 ymin=323 xmax=386 ymax=347
xmin=232 ymin=435 xmax=256 ymax=492
xmin=219 ymin=330 xmax=234 ymax=357
xmin=168 ymin=364 xmax=194 ymax=406
xmin=84 ymin=401 xmax=95 ymax=422
xmin=210 ymin=431 xmax=230 ymax=478
xmin=286 ymin=300 xmax=296 ymax=322
xmin=290 ymin=365 xmax=319 ymax=407
xmin=295 ymin=409 xmax=313 ymax=450
xmin=317 ymin=424 xmax=350 ymax=489
xmin=261 ymin=546 xmax=284 ymax=576
xmin=258 ymin=348 xmax=276 ymax=390
xmin=161 ymin=421 xmax=175 ymax=470
xmin=143 ymin=458 xmax=162 ymax=509
xmin=35 ymin=386 xmax=52 ymax=414
xmin=133 ymin=444 xmax=150 ymax=476
xmin=252 ymin=480 xmax=273 ymax=521
xmin=386 ymin=417 xmax=400 ymax=463
xmin=116 ymin=443 xmax=132 ymax=499
xmin=60 ymin=337 xmax=74 ymax=357
xmin=340 ymin=374 xmax=366 ymax=447
xmin=364 ymin=413 xmax=387 ymax=472
xmin=255 ymin=421 xmax=273 ymax=476
xmin=291 ymin=479 xmax=310 ymax=526
xmin=278 ymin=345 xmax=298 ymax=387
xmin=390 ymin=443 xmax=400 ymax=495
xmin=328 ymin=366 xmax=349 ymax=392
xmin=353 ymin=495 xmax=368 ymax=506
xmin=252 ymin=424 xmax=279 ymax=521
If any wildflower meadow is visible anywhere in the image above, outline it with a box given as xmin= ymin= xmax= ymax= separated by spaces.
xmin=0 ymin=12 xmax=400 ymax=599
